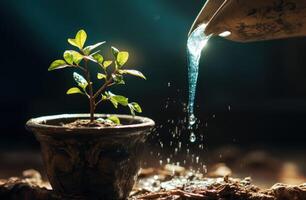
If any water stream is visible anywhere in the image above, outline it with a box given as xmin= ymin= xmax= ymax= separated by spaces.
xmin=187 ymin=24 xmax=211 ymax=142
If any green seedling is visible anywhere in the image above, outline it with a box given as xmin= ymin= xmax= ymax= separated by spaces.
xmin=49 ymin=29 xmax=146 ymax=124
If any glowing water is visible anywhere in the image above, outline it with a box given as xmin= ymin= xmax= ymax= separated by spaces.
xmin=187 ymin=24 xmax=211 ymax=142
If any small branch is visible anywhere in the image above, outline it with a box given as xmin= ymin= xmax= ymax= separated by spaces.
xmin=93 ymin=78 xmax=113 ymax=99
xmin=84 ymin=91 xmax=90 ymax=98
xmin=78 ymin=66 xmax=86 ymax=71
xmin=95 ymin=99 xmax=103 ymax=107
xmin=93 ymin=66 xmax=119 ymax=100
xmin=84 ymin=58 xmax=95 ymax=122
xmin=67 ymin=64 xmax=86 ymax=72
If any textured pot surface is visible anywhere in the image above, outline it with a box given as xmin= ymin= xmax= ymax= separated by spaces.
xmin=26 ymin=114 xmax=155 ymax=200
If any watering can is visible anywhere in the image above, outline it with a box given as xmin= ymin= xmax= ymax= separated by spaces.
xmin=189 ymin=0 xmax=306 ymax=42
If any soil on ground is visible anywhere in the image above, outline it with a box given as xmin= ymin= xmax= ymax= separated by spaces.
xmin=1 ymin=167 xmax=305 ymax=200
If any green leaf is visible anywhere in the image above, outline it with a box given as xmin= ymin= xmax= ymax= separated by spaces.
xmin=104 ymin=91 xmax=118 ymax=108
xmin=117 ymin=51 xmax=129 ymax=66
xmin=83 ymin=55 xmax=98 ymax=63
xmin=89 ymin=50 xmax=100 ymax=56
xmin=70 ymin=50 xmax=83 ymax=64
xmin=83 ymin=41 xmax=105 ymax=55
xmin=110 ymin=98 xmax=118 ymax=108
xmin=103 ymin=60 xmax=113 ymax=68
xmin=63 ymin=51 xmax=74 ymax=65
xmin=66 ymin=87 xmax=84 ymax=95
xmin=63 ymin=50 xmax=83 ymax=65
xmin=68 ymin=29 xmax=87 ymax=50
xmin=111 ymin=46 xmax=119 ymax=57
xmin=106 ymin=91 xmax=128 ymax=107
xmin=73 ymin=72 xmax=88 ymax=90
xmin=107 ymin=115 xmax=120 ymax=125
xmin=112 ymin=95 xmax=128 ymax=106
xmin=92 ymin=53 xmax=104 ymax=64
xmin=97 ymin=73 xmax=106 ymax=80
xmin=101 ymin=94 xmax=107 ymax=100
xmin=67 ymin=39 xmax=79 ymax=49
xmin=48 ymin=60 xmax=69 ymax=71
xmin=128 ymin=102 xmax=142 ymax=116
xmin=112 ymin=74 xmax=125 ymax=85
xmin=96 ymin=118 xmax=106 ymax=123
xmin=131 ymin=102 xmax=142 ymax=112
xmin=119 ymin=69 xmax=146 ymax=79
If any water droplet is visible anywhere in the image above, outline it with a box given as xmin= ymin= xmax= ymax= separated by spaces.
xmin=188 ymin=114 xmax=196 ymax=128
xmin=195 ymin=123 xmax=199 ymax=129
xmin=189 ymin=132 xmax=196 ymax=142
xmin=167 ymin=158 xmax=170 ymax=164
xmin=228 ymin=105 xmax=231 ymax=111
xmin=203 ymin=165 xmax=207 ymax=173
xmin=196 ymin=156 xmax=199 ymax=164
xmin=171 ymin=165 xmax=175 ymax=175
xmin=174 ymin=148 xmax=178 ymax=154
xmin=187 ymin=171 xmax=193 ymax=177
xmin=159 ymin=160 xmax=163 ymax=166
xmin=167 ymin=82 xmax=171 ymax=87
xmin=178 ymin=142 xmax=182 ymax=149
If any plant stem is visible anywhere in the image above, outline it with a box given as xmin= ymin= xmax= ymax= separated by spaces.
xmin=93 ymin=77 xmax=113 ymax=99
xmin=84 ymin=59 xmax=95 ymax=122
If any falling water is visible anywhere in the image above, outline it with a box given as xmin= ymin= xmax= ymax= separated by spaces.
xmin=151 ymin=84 xmax=209 ymax=173
xmin=187 ymin=24 xmax=211 ymax=142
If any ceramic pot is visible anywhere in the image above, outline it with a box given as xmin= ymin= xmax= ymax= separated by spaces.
xmin=26 ymin=114 xmax=155 ymax=200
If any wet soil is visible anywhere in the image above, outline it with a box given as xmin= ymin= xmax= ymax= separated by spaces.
xmin=132 ymin=176 xmax=306 ymax=200
xmin=1 ymin=168 xmax=305 ymax=200
xmin=130 ymin=164 xmax=306 ymax=200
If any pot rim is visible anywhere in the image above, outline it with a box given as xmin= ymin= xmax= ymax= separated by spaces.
xmin=26 ymin=113 xmax=155 ymax=132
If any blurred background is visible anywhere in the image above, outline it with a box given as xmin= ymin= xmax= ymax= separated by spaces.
xmin=0 ymin=0 xmax=306 ymax=184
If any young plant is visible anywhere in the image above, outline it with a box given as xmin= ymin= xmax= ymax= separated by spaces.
xmin=49 ymin=29 xmax=146 ymax=124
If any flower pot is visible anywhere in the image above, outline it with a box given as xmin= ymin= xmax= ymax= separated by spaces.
xmin=26 ymin=114 xmax=155 ymax=200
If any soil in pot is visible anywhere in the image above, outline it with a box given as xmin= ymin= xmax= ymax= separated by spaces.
xmin=61 ymin=119 xmax=117 ymax=128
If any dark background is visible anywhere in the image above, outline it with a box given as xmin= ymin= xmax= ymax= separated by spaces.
xmin=1 ymin=0 xmax=306 ymax=150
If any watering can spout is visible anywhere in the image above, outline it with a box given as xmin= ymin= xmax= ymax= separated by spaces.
xmin=189 ymin=0 xmax=306 ymax=42
xmin=188 ymin=0 xmax=226 ymax=36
